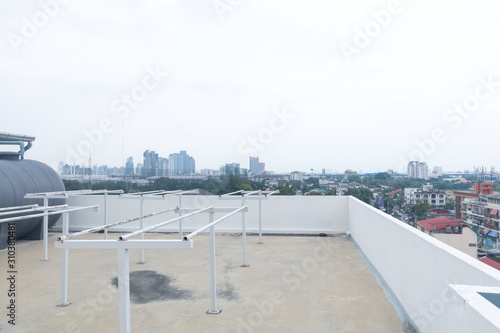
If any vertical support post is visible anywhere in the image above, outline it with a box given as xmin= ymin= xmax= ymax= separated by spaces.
xmin=104 ymin=192 xmax=109 ymax=240
xmin=42 ymin=197 xmax=49 ymax=261
xmin=58 ymin=212 xmax=70 ymax=307
xmin=138 ymin=197 xmax=145 ymax=264
xmin=118 ymin=249 xmax=131 ymax=333
xmin=178 ymin=194 xmax=183 ymax=240
xmin=258 ymin=191 xmax=263 ymax=244
xmin=207 ymin=212 xmax=221 ymax=314
xmin=241 ymin=196 xmax=249 ymax=267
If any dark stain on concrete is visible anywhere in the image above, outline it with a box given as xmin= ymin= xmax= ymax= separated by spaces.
xmin=111 ymin=270 xmax=192 ymax=304
xmin=217 ymin=282 xmax=239 ymax=301
xmin=224 ymin=261 xmax=237 ymax=273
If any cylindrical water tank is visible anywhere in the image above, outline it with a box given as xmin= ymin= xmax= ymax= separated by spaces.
xmin=0 ymin=157 xmax=65 ymax=239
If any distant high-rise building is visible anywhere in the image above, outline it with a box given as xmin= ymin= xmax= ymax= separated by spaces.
xmin=135 ymin=163 xmax=143 ymax=176
xmin=201 ymin=169 xmax=216 ymax=177
xmin=125 ymin=157 xmax=134 ymax=176
xmin=249 ymin=156 xmax=265 ymax=175
xmin=407 ymin=161 xmax=429 ymax=180
xmin=143 ymin=150 xmax=159 ymax=177
xmin=221 ymin=163 xmax=240 ymax=176
xmin=158 ymin=157 xmax=169 ymax=177
xmin=290 ymin=171 xmax=303 ymax=181
xmin=168 ymin=150 xmax=195 ymax=176
xmin=432 ymin=166 xmax=443 ymax=177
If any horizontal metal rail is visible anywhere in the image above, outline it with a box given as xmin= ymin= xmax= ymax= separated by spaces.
xmin=0 ymin=204 xmax=68 ymax=217
xmin=55 ymin=239 xmax=193 ymax=250
xmin=120 ymin=190 xmax=167 ymax=196
xmin=0 ymin=204 xmax=39 ymax=212
xmin=58 ymin=206 xmax=180 ymax=242
xmin=0 ymin=205 xmax=99 ymax=224
xmin=219 ymin=190 xmax=244 ymax=197
xmin=177 ymin=207 xmax=247 ymax=214
xmin=183 ymin=206 xmax=248 ymax=240
xmin=25 ymin=189 xmax=123 ymax=198
xmin=119 ymin=206 xmax=214 ymax=241
xmin=243 ymin=190 xmax=279 ymax=196
xmin=119 ymin=189 xmax=199 ymax=199
xmin=243 ymin=190 xmax=261 ymax=196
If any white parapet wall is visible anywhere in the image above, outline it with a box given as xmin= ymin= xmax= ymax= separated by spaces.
xmin=54 ymin=194 xmax=349 ymax=235
xmin=347 ymin=196 xmax=500 ymax=333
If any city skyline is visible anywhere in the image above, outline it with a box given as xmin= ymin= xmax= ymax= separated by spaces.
xmin=2 ymin=1 xmax=500 ymax=173
xmin=58 ymin=151 xmax=486 ymax=176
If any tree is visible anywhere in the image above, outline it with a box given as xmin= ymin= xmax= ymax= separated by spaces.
xmin=347 ymin=174 xmax=362 ymax=183
xmin=374 ymin=172 xmax=392 ymax=180
xmin=276 ymin=182 xmax=295 ymax=195
xmin=381 ymin=192 xmax=395 ymax=214
xmin=240 ymin=183 xmax=253 ymax=191
xmin=62 ymin=179 xmax=84 ymax=191
xmin=494 ymin=180 xmax=500 ymax=192
xmin=346 ymin=187 xmax=373 ymax=204
xmin=409 ymin=201 xmax=432 ymax=222
xmin=444 ymin=197 xmax=455 ymax=210
xmin=226 ymin=174 xmax=241 ymax=192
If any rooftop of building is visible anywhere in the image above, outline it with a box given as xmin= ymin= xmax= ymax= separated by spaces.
xmin=1 ymin=193 xmax=500 ymax=333
xmin=0 ymin=232 xmax=406 ymax=333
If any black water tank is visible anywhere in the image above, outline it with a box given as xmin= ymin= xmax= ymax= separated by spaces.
xmin=0 ymin=158 xmax=65 ymax=243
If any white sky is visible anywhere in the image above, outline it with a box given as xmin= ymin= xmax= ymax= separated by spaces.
xmin=1 ymin=0 xmax=500 ymax=174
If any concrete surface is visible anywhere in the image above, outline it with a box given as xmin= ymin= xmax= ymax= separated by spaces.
xmin=0 ymin=232 xmax=405 ymax=333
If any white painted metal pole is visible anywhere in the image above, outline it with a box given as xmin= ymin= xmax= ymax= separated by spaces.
xmin=139 ymin=197 xmax=145 ymax=264
xmin=178 ymin=194 xmax=183 ymax=239
xmin=258 ymin=191 xmax=263 ymax=244
xmin=118 ymin=249 xmax=131 ymax=333
xmin=104 ymin=192 xmax=108 ymax=240
xmin=59 ymin=212 xmax=70 ymax=307
xmin=207 ymin=213 xmax=221 ymax=314
xmin=42 ymin=197 xmax=49 ymax=261
xmin=241 ymin=197 xmax=249 ymax=267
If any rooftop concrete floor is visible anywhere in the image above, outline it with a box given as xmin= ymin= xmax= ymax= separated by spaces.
xmin=0 ymin=233 xmax=406 ymax=333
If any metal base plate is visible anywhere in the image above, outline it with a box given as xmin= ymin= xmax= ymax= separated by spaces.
xmin=57 ymin=302 xmax=72 ymax=307
xmin=240 ymin=264 xmax=250 ymax=268
xmin=206 ymin=309 xmax=222 ymax=315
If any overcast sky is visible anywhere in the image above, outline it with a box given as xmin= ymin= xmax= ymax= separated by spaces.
xmin=1 ymin=0 xmax=500 ymax=174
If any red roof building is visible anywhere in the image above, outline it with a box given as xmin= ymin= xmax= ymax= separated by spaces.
xmin=479 ymin=257 xmax=500 ymax=271
xmin=415 ymin=217 xmax=463 ymax=234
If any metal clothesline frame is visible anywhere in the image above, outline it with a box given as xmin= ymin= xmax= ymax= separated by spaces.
xmin=219 ymin=190 xmax=278 ymax=244
xmin=118 ymin=189 xmax=199 ymax=263
xmin=55 ymin=205 xmax=249 ymax=333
